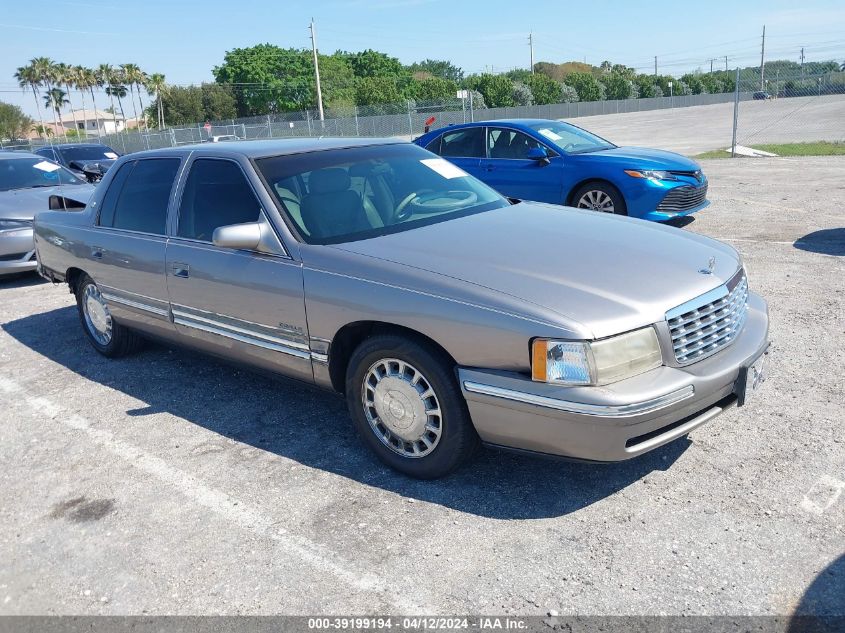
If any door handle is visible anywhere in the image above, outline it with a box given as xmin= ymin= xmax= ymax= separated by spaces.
xmin=171 ymin=263 xmax=190 ymax=278
xmin=91 ymin=247 xmax=105 ymax=259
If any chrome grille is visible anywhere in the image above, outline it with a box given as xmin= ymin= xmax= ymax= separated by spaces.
xmin=657 ymin=184 xmax=708 ymax=213
xmin=667 ymin=271 xmax=748 ymax=364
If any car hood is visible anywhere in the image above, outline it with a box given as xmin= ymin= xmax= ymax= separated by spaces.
xmin=333 ymin=202 xmax=740 ymax=339
xmin=0 ymin=184 xmax=95 ymax=220
xmin=581 ymin=146 xmax=701 ymax=171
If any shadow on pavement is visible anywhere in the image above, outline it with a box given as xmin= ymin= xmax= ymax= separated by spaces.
xmin=0 ymin=272 xmax=45 ymax=290
xmin=3 ymin=305 xmax=690 ymax=520
xmin=664 ymin=216 xmax=696 ymax=229
xmin=794 ymin=228 xmax=845 ymax=256
xmin=789 ymin=553 xmax=845 ymax=632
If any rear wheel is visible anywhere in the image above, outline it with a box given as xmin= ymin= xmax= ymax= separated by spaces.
xmin=345 ymin=334 xmax=479 ymax=478
xmin=75 ymin=274 xmax=143 ymax=357
xmin=572 ymin=182 xmax=627 ymax=215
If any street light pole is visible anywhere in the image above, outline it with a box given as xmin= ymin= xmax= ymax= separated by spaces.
xmin=309 ymin=18 xmax=325 ymax=124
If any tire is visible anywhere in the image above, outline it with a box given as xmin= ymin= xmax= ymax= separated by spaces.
xmin=571 ymin=181 xmax=627 ymax=215
xmin=75 ymin=274 xmax=143 ymax=358
xmin=345 ymin=334 xmax=479 ymax=479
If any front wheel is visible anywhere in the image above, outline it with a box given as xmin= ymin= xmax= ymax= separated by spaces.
xmin=572 ymin=182 xmax=627 ymax=215
xmin=345 ymin=334 xmax=479 ymax=478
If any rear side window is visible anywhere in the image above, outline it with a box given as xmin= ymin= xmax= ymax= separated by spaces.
xmin=98 ymin=158 xmax=180 ymax=234
xmin=439 ymin=128 xmax=485 ymax=158
xmin=177 ymin=159 xmax=262 ymax=242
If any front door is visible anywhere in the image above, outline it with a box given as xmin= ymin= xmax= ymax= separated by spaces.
xmin=165 ymin=157 xmax=312 ymax=382
xmin=479 ymin=127 xmax=564 ymax=203
xmin=436 ymin=127 xmax=486 ymax=179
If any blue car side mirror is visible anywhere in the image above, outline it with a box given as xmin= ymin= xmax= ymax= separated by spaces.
xmin=527 ymin=147 xmax=550 ymax=164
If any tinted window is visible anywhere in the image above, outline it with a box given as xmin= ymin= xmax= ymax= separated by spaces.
xmin=424 ymin=136 xmax=441 ymax=154
xmin=0 ymin=157 xmax=85 ymax=192
xmin=59 ymin=145 xmax=119 ymax=161
xmin=177 ymin=159 xmax=261 ymax=242
xmin=99 ymin=158 xmax=179 ymax=234
xmin=256 ymin=143 xmax=508 ymax=245
xmin=526 ymin=121 xmax=615 ymax=154
xmin=487 ymin=128 xmax=547 ymax=159
xmin=439 ymin=128 xmax=484 ymax=158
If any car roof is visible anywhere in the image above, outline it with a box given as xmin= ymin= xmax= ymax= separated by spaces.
xmin=129 ymin=137 xmax=405 ymax=160
xmin=0 ymin=151 xmax=43 ymax=161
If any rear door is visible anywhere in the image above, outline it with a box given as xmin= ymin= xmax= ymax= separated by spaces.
xmin=430 ymin=127 xmax=486 ymax=178
xmin=87 ymin=157 xmax=182 ymax=337
xmin=479 ymin=127 xmax=564 ymax=203
xmin=165 ymin=156 xmax=312 ymax=382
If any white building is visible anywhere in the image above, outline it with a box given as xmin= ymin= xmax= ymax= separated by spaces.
xmin=69 ymin=109 xmax=126 ymax=136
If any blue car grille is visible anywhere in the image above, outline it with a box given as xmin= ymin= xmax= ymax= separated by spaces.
xmin=667 ymin=270 xmax=748 ymax=364
xmin=657 ymin=184 xmax=708 ymax=213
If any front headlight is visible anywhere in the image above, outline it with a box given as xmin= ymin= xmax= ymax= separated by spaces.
xmin=624 ymin=169 xmax=677 ymax=181
xmin=532 ymin=327 xmax=663 ymax=386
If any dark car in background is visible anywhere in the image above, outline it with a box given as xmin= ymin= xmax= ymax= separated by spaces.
xmin=33 ymin=143 xmax=121 ymax=183
xmin=753 ymin=91 xmax=772 ymax=100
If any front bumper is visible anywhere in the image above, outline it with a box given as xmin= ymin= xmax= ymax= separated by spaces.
xmin=626 ymin=177 xmax=709 ymax=222
xmin=0 ymin=228 xmax=37 ymax=276
xmin=459 ymin=292 xmax=769 ymax=462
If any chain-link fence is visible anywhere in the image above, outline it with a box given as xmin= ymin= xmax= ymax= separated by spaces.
xmin=4 ymin=70 xmax=843 ymax=157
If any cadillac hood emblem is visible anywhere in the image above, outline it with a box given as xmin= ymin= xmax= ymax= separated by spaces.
xmin=699 ymin=256 xmax=716 ymax=275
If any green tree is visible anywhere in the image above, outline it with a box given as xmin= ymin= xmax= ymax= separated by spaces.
xmin=146 ymin=73 xmax=167 ymax=128
xmin=563 ymin=72 xmax=604 ymax=101
xmin=160 ymin=85 xmax=203 ymax=125
xmin=534 ymin=60 xmax=594 ymax=82
xmin=525 ymin=74 xmax=562 ymax=104
xmin=354 ymin=76 xmax=404 ymax=112
xmin=407 ymin=59 xmax=463 ymax=83
xmin=14 ymin=62 xmax=47 ymax=137
xmin=600 ymin=72 xmax=635 ymax=99
xmin=560 ymin=84 xmax=579 ymax=103
xmin=342 ymin=49 xmax=405 ymax=78
xmin=0 ymin=102 xmax=33 ymax=140
xmin=201 ymin=83 xmax=238 ymax=120
xmin=511 ymin=82 xmax=533 ymax=106
xmin=409 ymin=77 xmax=458 ymax=103
xmin=469 ymin=74 xmax=514 ymax=108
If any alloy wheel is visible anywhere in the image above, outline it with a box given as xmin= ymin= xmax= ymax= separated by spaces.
xmin=82 ymin=283 xmax=113 ymax=346
xmin=576 ymin=189 xmax=615 ymax=212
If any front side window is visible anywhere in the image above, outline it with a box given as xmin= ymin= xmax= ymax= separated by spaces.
xmin=177 ymin=159 xmax=262 ymax=242
xmin=256 ymin=143 xmax=508 ymax=245
xmin=0 ymin=157 xmax=85 ymax=192
xmin=487 ymin=128 xmax=548 ymax=160
xmin=98 ymin=158 xmax=180 ymax=234
xmin=526 ymin=121 xmax=616 ymax=154
xmin=439 ymin=128 xmax=485 ymax=158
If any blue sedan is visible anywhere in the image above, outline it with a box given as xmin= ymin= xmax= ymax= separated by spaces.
xmin=414 ymin=119 xmax=709 ymax=222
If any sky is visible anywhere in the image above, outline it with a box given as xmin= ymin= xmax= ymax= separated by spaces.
xmin=1 ymin=0 xmax=844 ymax=117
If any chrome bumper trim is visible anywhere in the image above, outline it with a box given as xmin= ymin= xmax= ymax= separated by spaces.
xmin=101 ymin=292 xmax=169 ymax=317
xmin=462 ymin=381 xmax=695 ymax=418
xmin=173 ymin=313 xmax=311 ymax=360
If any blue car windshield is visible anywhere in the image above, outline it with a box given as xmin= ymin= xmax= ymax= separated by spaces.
xmin=0 ymin=157 xmax=85 ymax=192
xmin=526 ymin=121 xmax=616 ymax=154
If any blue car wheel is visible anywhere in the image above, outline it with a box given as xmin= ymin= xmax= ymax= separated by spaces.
xmin=572 ymin=182 xmax=627 ymax=216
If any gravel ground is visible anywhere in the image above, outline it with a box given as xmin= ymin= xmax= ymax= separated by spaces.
xmin=0 ymin=156 xmax=843 ymax=617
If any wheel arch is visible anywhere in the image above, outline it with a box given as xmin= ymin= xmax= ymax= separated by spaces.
xmin=327 ymin=320 xmax=459 ymax=394
xmin=65 ymin=266 xmax=87 ymax=295
xmin=565 ymin=177 xmax=626 ymax=208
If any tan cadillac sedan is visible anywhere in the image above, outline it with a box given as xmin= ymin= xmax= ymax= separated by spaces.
xmin=34 ymin=139 xmax=769 ymax=478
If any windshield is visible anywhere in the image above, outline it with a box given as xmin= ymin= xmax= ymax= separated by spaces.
xmin=526 ymin=121 xmax=616 ymax=154
xmin=0 ymin=157 xmax=86 ymax=192
xmin=59 ymin=145 xmax=119 ymax=161
xmin=256 ymin=143 xmax=509 ymax=245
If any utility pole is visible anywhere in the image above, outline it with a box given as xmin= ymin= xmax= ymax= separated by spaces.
xmin=725 ymin=56 xmax=729 ymax=72
xmin=800 ymin=47 xmax=805 ymax=79
xmin=654 ymin=56 xmax=657 ymax=77
xmin=529 ymin=32 xmax=534 ymax=73
xmin=760 ymin=25 xmax=766 ymax=91
xmin=709 ymin=58 xmax=715 ymax=74
xmin=309 ymin=18 xmax=325 ymax=123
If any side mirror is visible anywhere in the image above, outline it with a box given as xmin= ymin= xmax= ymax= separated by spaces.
xmin=212 ymin=215 xmax=286 ymax=256
xmin=527 ymin=147 xmax=550 ymax=165
xmin=212 ymin=222 xmax=262 ymax=250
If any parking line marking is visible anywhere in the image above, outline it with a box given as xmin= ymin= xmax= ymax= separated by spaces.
xmin=801 ymin=475 xmax=845 ymax=515
xmin=0 ymin=376 xmax=428 ymax=613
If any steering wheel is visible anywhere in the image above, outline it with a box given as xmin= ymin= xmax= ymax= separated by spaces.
xmin=394 ymin=189 xmax=433 ymax=221
xmin=563 ymin=142 xmax=577 ymax=152
xmin=395 ymin=190 xmax=478 ymax=220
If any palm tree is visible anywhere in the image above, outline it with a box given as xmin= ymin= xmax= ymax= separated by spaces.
xmin=31 ymin=57 xmax=62 ymax=138
xmin=121 ymin=63 xmax=148 ymax=132
xmin=55 ymin=63 xmax=81 ymax=136
xmin=106 ymin=83 xmax=128 ymax=124
xmin=31 ymin=124 xmax=54 ymax=139
xmin=97 ymin=64 xmax=120 ymax=134
xmin=44 ymin=88 xmax=69 ymax=134
xmin=76 ymin=66 xmax=101 ymax=138
xmin=14 ymin=63 xmax=47 ymax=139
xmin=146 ymin=73 xmax=167 ymax=129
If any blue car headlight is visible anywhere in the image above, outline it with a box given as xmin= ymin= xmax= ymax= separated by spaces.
xmin=624 ymin=169 xmax=678 ymax=182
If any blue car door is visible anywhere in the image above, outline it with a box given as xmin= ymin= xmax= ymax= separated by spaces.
xmin=479 ymin=126 xmax=564 ymax=204
xmin=433 ymin=127 xmax=486 ymax=178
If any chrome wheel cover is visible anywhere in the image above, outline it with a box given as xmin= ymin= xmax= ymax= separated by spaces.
xmin=576 ymin=189 xmax=615 ymax=212
xmin=82 ymin=283 xmax=112 ymax=346
xmin=362 ymin=358 xmax=443 ymax=459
